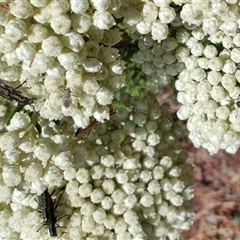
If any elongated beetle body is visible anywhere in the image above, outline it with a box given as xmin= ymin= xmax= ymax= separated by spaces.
xmin=62 ymin=88 xmax=72 ymax=108
xmin=0 ymin=79 xmax=36 ymax=106
xmin=37 ymin=188 xmax=64 ymax=237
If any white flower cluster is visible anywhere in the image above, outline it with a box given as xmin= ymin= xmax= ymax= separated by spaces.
xmin=120 ymin=0 xmax=240 ymax=154
xmin=173 ymin=1 xmax=240 ymax=155
xmin=132 ymin=32 xmax=186 ymax=87
xmin=0 ymin=0 xmax=125 ymax=127
xmin=60 ymin=93 xmax=194 ymax=240
xmin=0 ymin=93 xmax=193 ymax=239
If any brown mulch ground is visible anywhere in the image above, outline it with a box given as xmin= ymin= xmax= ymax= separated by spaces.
xmin=180 ymin=144 xmax=240 ymax=240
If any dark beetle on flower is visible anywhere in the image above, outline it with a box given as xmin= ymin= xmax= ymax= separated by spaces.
xmin=0 ymin=79 xmax=36 ymax=106
xmin=62 ymin=88 xmax=72 ymax=108
xmin=37 ymin=187 xmax=65 ymax=237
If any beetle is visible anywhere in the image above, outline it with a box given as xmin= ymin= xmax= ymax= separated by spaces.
xmin=0 ymin=79 xmax=36 ymax=106
xmin=62 ymin=88 xmax=72 ymax=108
xmin=37 ymin=188 xmax=65 ymax=237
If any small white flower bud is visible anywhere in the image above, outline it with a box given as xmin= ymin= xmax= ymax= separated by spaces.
xmin=231 ymin=48 xmax=240 ymax=63
xmin=191 ymin=42 xmax=204 ymax=57
xmin=43 ymin=166 xmax=63 ymax=187
xmin=124 ymin=194 xmax=137 ymax=209
xmin=111 ymin=190 xmax=126 ymax=204
xmin=105 ymin=167 xmax=116 ymax=178
xmin=54 ymin=151 xmax=73 ymax=170
xmin=90 ymin=165 xmax=104 ymax=179
xmin=198 ymin=57 xmax=209 ymax=69
xmin=93 ymin=208 xmax=107 ymax=224
xmin=148 ymin=103 xmax=162 ymax=120
xmin=42 ymin=36 xmax=63 ymax=57
xmin=147 ymin=133 xmax=160 ymax=146
xmin=50 ymin=15 xmax=71 ymax=34
xmin=0 ymin=184 xmax=12 ymax=203
xmin=4 ymin=149 xmax=20 ymax=165
xmin=58 ymin=51 xmax=87 ymax=70
xmin=61 ymin=31 xmax=85 ymax=52
xmin=27 ymin=24 xmax=48 ymax=43
xmin=10 ymin=0 xmax=34 ymax=19
xmin=152 ymin=166 xmax=164 ymax=180
xmin=176 ymin=29 xmax=190 ymax=43
xmin=222 ymin=60 xmax=237 ymax=74
xmin=158 ymin=7 xmax=176 ymax=24
xmin=15 ymin=42 xmax=36 ymax=61
xmin=203 ymin=45 xmax=218 ymax=58
xmin=93 ymin=10 xmax=115 ymax=30
xmin=34 ymin=142 xmax=52 ymax=162
xmin=101 ymin=196 xmax=113 ymax=210
xmin=100 ymin=154 xmax=115 ymax=167
xmin=5 ymin=19 xmax=26 ymax=42
xmin=115 ymin=170 xmax=128 ymax=184
xmin=82 ymin=216 xmax=96 ymax=233
xmin=129 ymin=223 xmax=144 ymax=237
xmin=140 ymin=191 xmax=154 ymax=207
xmin=63 ymin=167 xmax=76 ymax=181
xmin=91 ymin=188 xmax=105 ymax=203
xmin=114 ymin=218 xmax=127 ymax=234
xmin=71 ymin=13 xmax=91 ymax=33
xmin=112 ymin=202 xmax=126 ymax=215
xmin=104 ymin=214 xmax=116 ymax=230
xmin=147 ymin=180 xmax=161 ymax=195
xmin=123 ymin=209 xmax=139 ymax=225
xmin=136 ymin=20 xmax=151 ymax=35
xmin=69 ymin=212 xmax=82 ymax=227
xmin=8 ymin=112 xmax=30 ymax=131
xmin=83 ymin=79 xmax=100 ymax=95
xmin=70 ymin=0 xmax=89 ymax=14
xmin=121 ymin=183 xmax=136 ymax=195
xmin=76 ymin=168 xmax=90 ymax=183
xmin=139 ymin=170 xmax=152 ymax=183
xmin=177 ymin=104 xmax=193 ymax=120
xmin=216 ymin=106 xmax=230 ymax=120
xmin=30 ymin=52 xmax=54 ymax=73
xmin=151 ymin=21 xmax=169 ymax=42
xmin=102 ymin=179 xmax=115 ymax=194
xmin=90 ymin=0 xmax=110 ymax=10
xmin=92 ymin=224 xmax=105 ymax=236
xmin=0 ymin=37 xmax=16 ymax=54
xmin=96 ymin=87 xmax=113 ymax=105
xmin=169 ymin=167 xmax=181 ymax=178
xmin=132 ymin=139 xmax=146 ymax=152
xmin=171 ymin=179 xmax=185 ymax=193
xmin=161 ymin=178 xmax=172 ymax=191
xmin=165 ymin=190 xmax=184 ymax=207
xmin=209 ymin=57 xmax=223 ymax=71
xmin=210 ymin=86 xmax=227 ymax=102
xmin=0 ymin=132 xmax=20 ymax=151
xmin=124 ymin=6 xmax=141 ymax=26
xmin=220 ymin=21 xmax=238 ymax=36
xmin=81 ymin=202 xmax=96 ymax=216
xmin=207 ymin=71 xmax=222 ymax=85
xmin=2 ymin=166 xmax=21 ymax=186
xmin=24 ymin=162 xmax=43 ymax=182
xmin=202 ymin=16 xmax=221 ymax=35
xmin=78 ymin=183 xmax=92 ymax=198
xmin=30 ymin=0 xmax=49 ymax=7
xmin=123 ymin=158 xmax=140 ymax=170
